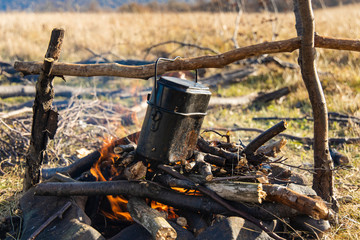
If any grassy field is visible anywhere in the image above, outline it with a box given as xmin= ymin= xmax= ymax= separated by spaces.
xmin=0 ymin=4 xmax=360 ymax=239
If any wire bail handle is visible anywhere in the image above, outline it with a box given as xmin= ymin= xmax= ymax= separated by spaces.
xmin=153 ymin=56 xmax=198 ymax=106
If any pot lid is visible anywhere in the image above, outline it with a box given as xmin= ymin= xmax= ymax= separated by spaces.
xmin=158 ymin=76 xmax=210 ymax=94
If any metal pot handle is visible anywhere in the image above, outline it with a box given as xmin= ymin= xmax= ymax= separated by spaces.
xmin=154 ymin=56 xmax=198 ymax=107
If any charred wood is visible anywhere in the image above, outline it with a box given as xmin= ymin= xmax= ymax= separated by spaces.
xmin=203 ymin=154 xmax=226 ymax=167
xmin=41 ymin=150 xmax=101 ymax=180
xmin=197 ymin=137 xmax=246 ymax=167
xmin=154 ymin=174 xmax=196 ymax=189
xmin=24 ymin=28 xmax=64 ymax=190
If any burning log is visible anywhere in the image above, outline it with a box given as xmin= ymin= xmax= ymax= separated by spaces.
xmin=204 ymin=182 xmax=266 ymax=204
xmin=127 ymin=197 xmax=177 ymax=240
xmin=263 ymin=184 xmax=334 ymax=220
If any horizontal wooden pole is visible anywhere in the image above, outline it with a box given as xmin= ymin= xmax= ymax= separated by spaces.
xmin=14 ymin=35 xmax=360 ymax=79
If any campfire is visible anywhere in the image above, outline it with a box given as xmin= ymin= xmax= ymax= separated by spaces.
xmin=19 ymin=121 xmax=333 ymax=240
xmin=12 ymin=21 xmax=353 ymax=239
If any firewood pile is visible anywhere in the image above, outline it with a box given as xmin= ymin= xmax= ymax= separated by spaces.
xmin=22 ymin=121 xmax=334 ymax=240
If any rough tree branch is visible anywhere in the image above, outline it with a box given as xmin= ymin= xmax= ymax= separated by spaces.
xmin=295 ymin=0 xmax=336 ymax=207
xmin=14 ymin=35 xmax=360 ymax=78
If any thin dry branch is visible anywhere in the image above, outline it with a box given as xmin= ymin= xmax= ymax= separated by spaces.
xmin=14 ymin=35 xmax=360 ymax=78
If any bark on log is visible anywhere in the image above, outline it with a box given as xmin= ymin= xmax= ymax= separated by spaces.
xmin=14 ymin=35 xmax=360 ymax=78
xmin=256 ymin=138 xmax=287 ymax=157
xmin=204 ymin=181 xmax=266 ymax=203
xmin=127 ymin=197 xmax=177 ymax=240
xmin=263 ymin=184 xmax=333 ymax=220
xmin=244 ymin=120 xmax=287 ymax=156
xmin=24 ymin=28 xmax=64 ymax=190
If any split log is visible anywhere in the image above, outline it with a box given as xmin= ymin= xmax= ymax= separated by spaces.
xmin=244 ymin=121 xmax=287 ymax=156
xmin=197 ymin=137 xmax=246 ymax=167
xmin=194 ymin=151 xmax=213 ymax=181
xmin=204 ymin=181 xmax=266 ymax=203
xmin=256 ymin=138 xmax=287 ymax=157
xmin=124 ymin=160 xmax=147 ymax=180
xmin=208 ymin=87 xmax=290 ymax=108
xmin=14 ymin=35 xmax=360 ymax=78
xmin=24 ymin=28 xmax=64 ymax=190
xmin=127 ymin=197 xmax=177 ymax=240
xmin=263 ymin=184 xmax=334 ymax=220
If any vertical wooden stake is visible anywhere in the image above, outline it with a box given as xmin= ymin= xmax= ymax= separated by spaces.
xmin=23 ymin=28 xmax=65 ymax=190
xmin=293 ymin=0 xmax=337 ymax=210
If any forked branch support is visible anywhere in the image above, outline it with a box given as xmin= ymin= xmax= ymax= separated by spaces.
xmin=14 ymin=35 xmax=360 ymax=79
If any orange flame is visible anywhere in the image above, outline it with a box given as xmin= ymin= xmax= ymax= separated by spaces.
xmin=171 ymin=187 xmax=202 ymax=196
xmin=91 ymin=136 xmax=188 ymax=222
xmin=150 ymin=201 xmax=178 ymax=219
xmin=90 ymin=138 xmax=133 ymax=221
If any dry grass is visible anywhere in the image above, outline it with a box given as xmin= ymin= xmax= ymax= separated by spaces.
xmin=0 ymin=4 xmax=360 ymax=239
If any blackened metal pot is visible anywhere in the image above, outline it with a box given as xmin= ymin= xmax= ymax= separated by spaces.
xmin=136 ymin=74 xmax=211 ymax=163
